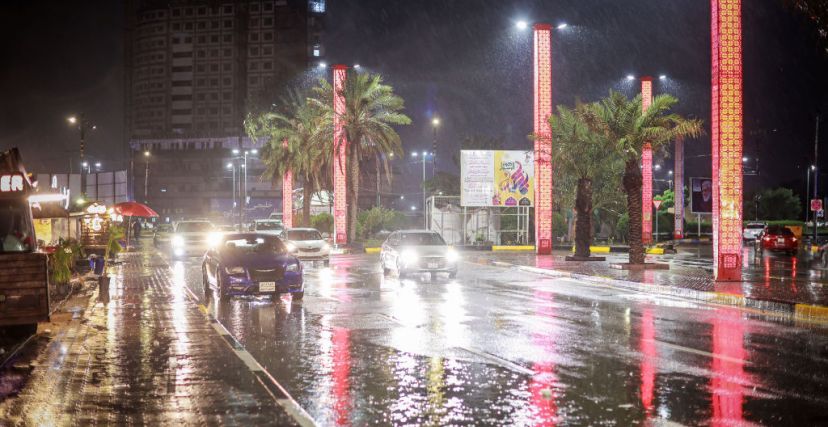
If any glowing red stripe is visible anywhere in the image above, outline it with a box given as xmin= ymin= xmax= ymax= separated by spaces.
xmin=534 ymin=23 xmax=553 ymax=254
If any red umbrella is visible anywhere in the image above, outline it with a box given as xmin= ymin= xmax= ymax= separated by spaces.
xmin=113 ymin=201 xmax=158 ymax=250
xmin=113 ymin=201 xmax=159 ymax=218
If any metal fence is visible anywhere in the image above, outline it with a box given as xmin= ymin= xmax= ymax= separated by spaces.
xmin=426 ymin=195 xmax=531 ymax=245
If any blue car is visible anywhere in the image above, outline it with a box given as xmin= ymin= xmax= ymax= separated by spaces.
xmin=202 ymin=233 xmax=304 ymax=300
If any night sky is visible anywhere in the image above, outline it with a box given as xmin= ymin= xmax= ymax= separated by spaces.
xmin=2 ymin=1 xmax=827 ymax=198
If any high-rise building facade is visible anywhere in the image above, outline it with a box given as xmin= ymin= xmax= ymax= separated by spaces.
xmin=125 ymin=0 xmax=324 ymax=221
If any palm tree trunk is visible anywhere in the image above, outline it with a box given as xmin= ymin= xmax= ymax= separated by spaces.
xmin=347 ymin=151 xmax=360 ymax=243
xmin=302 ymin=181 xmax=312 ymax=226
xmin=623 ymin=159 xmax=645 ymax=264
xmin=574 ymin=178 xmax=593 ymax=258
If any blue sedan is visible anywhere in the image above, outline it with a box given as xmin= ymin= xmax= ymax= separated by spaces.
xmin=202 ymin=233 xmax=304 ymax=300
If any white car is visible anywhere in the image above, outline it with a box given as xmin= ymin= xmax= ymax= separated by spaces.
xmin=380 ymin=230 xmax=459 ymax=280
xmin=743 ymin=222 xmax=766 ymax=240
xmin=251 ymin=219 xmax=284 ymax=236
xmin=170 ymin=220 xmax=219 ymax=257
xmin=282 ymin=228 xmax=330 ymax=264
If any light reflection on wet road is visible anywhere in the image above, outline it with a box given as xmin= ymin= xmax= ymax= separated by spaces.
xmin=168 ymin=253 xmax=828 ymax=425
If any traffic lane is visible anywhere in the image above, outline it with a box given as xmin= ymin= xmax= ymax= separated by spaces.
xmin=168 ymin=252 xmax=828 ymax=425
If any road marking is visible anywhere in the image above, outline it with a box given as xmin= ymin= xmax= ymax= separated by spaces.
xmin=456 ymin=346 xmax=536 ymax=376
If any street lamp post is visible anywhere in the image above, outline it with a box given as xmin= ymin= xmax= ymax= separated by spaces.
xmin=431 ymin=117 xmax=440 ymax=178
xmin=67 ymin=113 xmax=95 ymax=196
xmin=231 ymin=148 xmax=257 ymax=231
xmin=412 ymin=151 xmax=429 ymax=229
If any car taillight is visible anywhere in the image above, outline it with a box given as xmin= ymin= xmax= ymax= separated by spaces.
xmin=763 ymin=235 xmax=771 ymax=241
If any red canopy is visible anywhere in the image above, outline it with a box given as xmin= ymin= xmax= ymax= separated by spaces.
xmin=114 ymin=201 xmax=159 ymax=217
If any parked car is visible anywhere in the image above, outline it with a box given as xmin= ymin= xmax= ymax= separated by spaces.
xmin=742 ymin=222 xmax=766 ymax=240
xmin=171 ymin=220 xmax=219 ymax=258
xmin=217 ymin=224 xmax=237 ymax=233
xmin=201 ymin=233 xmax=304 ymax=300
xmin=756 ymin=225 xmax=798 ymax=255
xmin=153 ymin=224 xmax=174 ymax=247
xmin=251 ymin=219 xmax=284 ymax=236
xmin=380 ymin=230 xmax=459 ymax=280
xmin=282 ymin=228 xmax=330 ymax=264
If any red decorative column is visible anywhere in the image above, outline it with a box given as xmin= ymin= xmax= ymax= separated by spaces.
xmin=333 ymin=65 xmax=348 ymax=245
xmin=533 ymin=23 xmax=553 ymax=254
xmin=712 ymin=0 xmax=743 ymax=281
xmin=641 ymin=77 xmax=654 ymax=244
xmin=674 ymin=137 xmax=684 ymax=239
xmin=281 ymin=139 xmax=293 ymax=228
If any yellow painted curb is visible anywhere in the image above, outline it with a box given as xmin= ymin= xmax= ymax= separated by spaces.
xmin=364 ymin=247 xmax=381 ymax=254
xmin=646 ymin=247 xmax=665 ymax=255
xmin=569 ymin=246 xmax=611 ymax=253
xmin=710 ymin=292 xmax=746 ymax=307
xmin=795 ymin=304 xmax=828 ymax=321
xmin=492 ymin=245 xmax=535 ymax=252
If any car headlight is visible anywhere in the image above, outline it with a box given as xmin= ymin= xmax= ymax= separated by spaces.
xmin=207 ymin=231 xmax=223 ymax=248
xmin=322 ymin=243 xmax=330 ymax=251
xmin=285 ymin=262 xmax=300 ymax=272
xmin=285 ymin=242 xmax=297 ymax=252
xmin=171 ymin=235 xmax=184 ymax=247
xmin=446 ymin=248 xmax=460 ymax=263
xmin=225 ymin=266 xmax=246 ymax=275
xmin=400 ymin=249 xmax=419 ymax=266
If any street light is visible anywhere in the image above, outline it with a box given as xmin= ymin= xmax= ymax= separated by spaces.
xmin=659 ymin=74 xmax=667 ymax=80
xmin=67 ymin=113 xmax=95 ymax=196
xmin=515 ymin=20 xmax=528 ymax=30
xmin=143 ymin=151 xmax=151 ymax=202
xmin=626 ymin=74 xmax=635 ymax=81
xmin=556 ymin=23 xmax=568 ymax=30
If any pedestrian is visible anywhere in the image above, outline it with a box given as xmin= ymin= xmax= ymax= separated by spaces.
xmin=133 ymin=219 xmax=141 ymax=239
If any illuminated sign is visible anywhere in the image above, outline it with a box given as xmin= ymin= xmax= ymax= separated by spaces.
xmin=712 ymin=0 xmax=743 ymax=281
xmin=0 ymin=174 xmax=24 ymax=193
xmin=333 ymin=65 xmax=348 ymax=245
xmin=460 ymin=150 xmax=534 ymax=207
xmin=534 ymin=23 xmax=553 ymax=255
xmin=86 ymin=203 xmax=107 ymax=214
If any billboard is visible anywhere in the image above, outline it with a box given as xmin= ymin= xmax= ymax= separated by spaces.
xmin=460 ymin=150 xmax=534 ymax=207
xmin=690 ymin=177 xmax=713 ymax=214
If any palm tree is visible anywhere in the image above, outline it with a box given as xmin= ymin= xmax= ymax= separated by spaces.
xmin=550 ymin=103 xmax=622 ymax=258
xmin=310 ymin=72 xmax=411 ymax=242
xmin=245 ymin=91 xmax=331 ymax=225
xmin=587 ymin=91 xmax=703 ymax=264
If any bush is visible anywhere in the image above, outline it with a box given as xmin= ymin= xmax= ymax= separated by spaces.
xmin=552 ymin=212 xmax=567 ymax=241
xmin=615 ymin=213 xmax=629 ymax=243
xmin=310 ymin=212 xmax=334 ymax=233
xmin=356 ymin=207 xmax=407 ymax=240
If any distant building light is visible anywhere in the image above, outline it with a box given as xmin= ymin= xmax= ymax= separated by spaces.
xmin=310 ymin=0 xmax=326 ymax=13
xmin=161 ymin=188 xmax=167 ymax=193
xmin=313 ymin=48 xmax=320 ymax=57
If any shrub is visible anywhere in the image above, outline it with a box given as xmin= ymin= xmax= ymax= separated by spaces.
xmin=310 ymin=212 xmax=334 ymax=233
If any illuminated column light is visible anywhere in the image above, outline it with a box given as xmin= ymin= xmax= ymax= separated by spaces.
xmin=640 ymin=77 xmax=654 ymax=245
xmin=534 ymin=23 xmax=553 ymax=255
xmin=712 ymin=0 xmax=743 ymax=281
xmin=674 ymin=137 xmax=684 ymax=239
xmin=333 ymin=64 xmax=349 ymax=245
xmin=282 ymin=139 xmax=293 ymax=229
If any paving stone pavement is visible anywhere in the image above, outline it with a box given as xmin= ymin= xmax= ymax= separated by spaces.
xmin=477 ymin=249 xmax=828 ymax=307
xmin=0 ymin=251 xmax=297 ymax=426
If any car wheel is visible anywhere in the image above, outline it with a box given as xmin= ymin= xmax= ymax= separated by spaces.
xmin=293 ymin=292 xmax=304 ymax=301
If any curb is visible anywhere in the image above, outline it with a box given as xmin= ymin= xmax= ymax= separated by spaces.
xmin=484 ymin=260 xmax=828 ymax=323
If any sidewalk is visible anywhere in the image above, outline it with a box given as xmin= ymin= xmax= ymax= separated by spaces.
xmin=472 ymin=250 xmax=828 ymax=320
xmin=0 ymin=250 xmax=301 ymax=425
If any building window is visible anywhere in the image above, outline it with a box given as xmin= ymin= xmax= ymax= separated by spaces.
xmin=211 ymin=20 xmax=219 ymax=29
xmin=224 ymin=5 xmax=233 ymax=14
xmin=198 ymin=21 xmax=206 ymax=30
xmin=172 ymin=23 xmax=181 ymax=30
xmin=223 ymin=92 xmax=231 ymax=100
xmin=223 ymin=34 xmax=232 ymax=43
xmin=263 ymin=61 xmax=272 ymax=70
xmin=210 ymin=64 xmax=219 ymax=72
xmin=210 ymin=78 xmax=218 ymax=86
xmin=249 ymin=46 xmax=259 ymax=56
xmin=223 ymin=78 xmax=231 ymax=86
xmin=251 ymin=3 xmax=259 ymax=12
xmin=210 ymin=93 xmax=218 ymax=100
xmin=313 ymin=47 xmax=320 ymax=57
xmin=172 ymin=8 xmax=181 ymax=17
xmin=263 ymin=46 xmax=273 ymax=55
xmin=211 ymin=35 xmax=219 ymax=43
xmin=264 ymin=2 xmax=273 ymax=11
xmin=198 ymin=35 xmax=206 ymax=43
xmin=224 ymin=20 xmax=232 ymax=29
xmin=197 ymin=64 xmax=206 ymax=72
xmin=263 ymin=32 xmax=273 ymax=41
xmin=250 ymin=18 xmax=259 ymax=28
xmin=198 ymin=7 xmax=206 ymax=15
xmin=263 ymin=17 xmax=273 ymax=26
xmin=250 ymin=32 xmax=259 ymax=42
xmin=224 ymin=49 xmax=232 ymax=57
xmin=223 ymin=63 xmax=231 ymax=71
xmin=185 ymin=7 xmax=193 ymax=16
xmin=185 ymin=22 xmax=193 ymax=30
xmin=249 ymin=76 xmax=259 ymax=85
xmin=250 ymin=61 xmax=259 ymax=71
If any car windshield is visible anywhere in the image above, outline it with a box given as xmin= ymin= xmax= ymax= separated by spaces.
xmin=256 ymin=221 xmax=282 ymax=230
xmin=766 ymin=226 xmax=794 ymax=236
xmin=287 ymin=230 xmax=322 ymax=241
xmin=220 ymin=236 xmax=287 ymax=256
xmin=399 ymin=232 xmax=445 ymax=246
xmin=156 ymin=225 xmax=173 ymax=233
xmin=0 ymin=200 xmax=34 ymax=253
xmin=746 ymin=224 xmax=764 ymax=229
xmin=176 ymin=222 xmax=213 ymax=232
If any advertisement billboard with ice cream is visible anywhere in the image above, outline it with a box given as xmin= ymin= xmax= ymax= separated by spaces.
xmin=461 ymin=150 xmax=534 ymax=207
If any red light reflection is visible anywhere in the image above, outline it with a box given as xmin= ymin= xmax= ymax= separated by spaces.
xmin=332 ymin=327 xmax=352 ymax=426
xmin=639 ymin=308 xmax=656 ymax=416
xmin=530 ymin=289 xmax=557 ymax=425
xmin=710 ymin=308 xmax=746 ymax=426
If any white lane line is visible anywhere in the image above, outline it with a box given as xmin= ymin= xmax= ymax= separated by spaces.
xmin=457 ymin=346 xmax=536 ymax=376
xmin=652 ymin=340 xmax=750 ymax=365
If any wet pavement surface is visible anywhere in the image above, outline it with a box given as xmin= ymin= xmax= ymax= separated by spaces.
xmin=476 ymin=245 xmax=828 ymax=306
xmin=0 ymin=251 xmax=297 ymax=425
xmin=169 ymin=250 xmax=828 ymax=425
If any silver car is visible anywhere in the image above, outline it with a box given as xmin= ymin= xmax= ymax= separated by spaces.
xmin=743 ymin=222 xmax=766 ymax=240
xmin=380 ymin=230 xmax=459 ymax=280
xmin=282 ymin=227 xmax=330 ymax=264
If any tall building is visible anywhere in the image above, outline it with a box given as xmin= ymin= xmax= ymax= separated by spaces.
xmin=125 ymin=0 xmax=325 ymax=221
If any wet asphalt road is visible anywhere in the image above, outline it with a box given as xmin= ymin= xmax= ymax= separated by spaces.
xmin=165 ymin=252 xmax=828 ymax=426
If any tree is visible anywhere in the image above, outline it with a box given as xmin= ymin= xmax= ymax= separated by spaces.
xmin=549 ymin=103 xmax=623 ymax=258
xmin=310 ymin=72 xmax=411 ymax=242
xmin=245 ymin=90 xmax=331 ymax=225
xmin=753 ymin=187 xmax=802 ymax=220
xmin=587 ymin=91 xmax=703 ymax=264
xmin=423 ymin=172 xmax=460 ymax=196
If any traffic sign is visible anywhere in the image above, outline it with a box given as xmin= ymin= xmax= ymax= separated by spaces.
xmin=653 ymin=199 xmax=663 ymax=210
xmin=811 ymin=198 xmax=823 ymax=212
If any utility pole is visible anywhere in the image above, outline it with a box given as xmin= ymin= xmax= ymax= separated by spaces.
xmin=814 ymin=114 xmax=821 ymax=242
